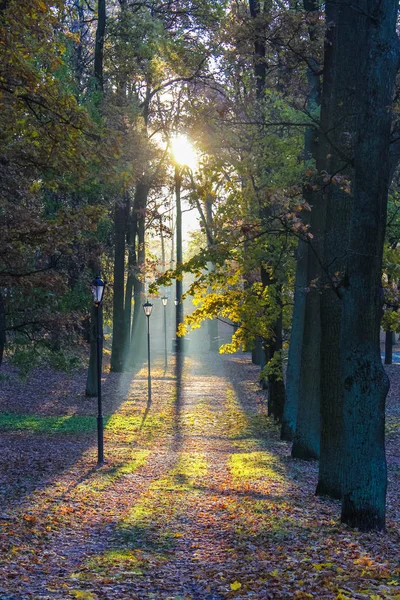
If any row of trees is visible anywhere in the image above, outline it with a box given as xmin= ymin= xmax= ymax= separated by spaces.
xmin=161 ymin=0 xmax=400 ymax=532
xmin=1 ymin=0 xmax=400 ymax=531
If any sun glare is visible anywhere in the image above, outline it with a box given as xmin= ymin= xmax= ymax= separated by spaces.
xmin=170 ymin=134 xmax=197 ymax=169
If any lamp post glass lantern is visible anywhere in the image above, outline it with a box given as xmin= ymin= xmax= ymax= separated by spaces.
xmin=143 ymin=300 xmax=153 ymax=404
xmin=143 ymin=300 xmax=153 ymax=317
xmin=91 ymin=275 xmax=106 ymax=466
xmin=91 ymin=275 xmax=106 ymax=305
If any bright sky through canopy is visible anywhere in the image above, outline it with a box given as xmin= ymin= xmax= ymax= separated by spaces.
xmin=170 ymin=134 xmax=197 ymax=170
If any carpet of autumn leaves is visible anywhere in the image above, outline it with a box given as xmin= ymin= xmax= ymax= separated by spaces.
xmin=0 ymin=337 xmax=400 ymax=599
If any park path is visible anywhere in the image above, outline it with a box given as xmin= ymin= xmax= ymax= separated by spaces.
xmin=1 ymin=349 xmax=400 ymax=599
xmin=0 ymin=349 xmax=285 ymax=599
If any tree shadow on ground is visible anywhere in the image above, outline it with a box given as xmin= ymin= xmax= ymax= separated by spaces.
xmin=0 ymin=356 xmax=147 ymax=511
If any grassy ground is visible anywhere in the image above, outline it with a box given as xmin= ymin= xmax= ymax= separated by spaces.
xmin=0 ymin=348 xmax=399 ymax=599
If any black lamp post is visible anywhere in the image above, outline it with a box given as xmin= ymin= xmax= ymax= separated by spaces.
xmin=161 ymin=296 xmax=168 ymax=370
xmin=143 ymin=300 xmax=153 ymax=403
xmin=90 ymin=275 xmax=106 ymax=466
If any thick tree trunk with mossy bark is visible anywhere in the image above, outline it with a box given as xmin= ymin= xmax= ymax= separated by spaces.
xmin=338 ymin=0 xmax=398 ymax=531
xmin=314 ymin=0 xmax=354 ymax=498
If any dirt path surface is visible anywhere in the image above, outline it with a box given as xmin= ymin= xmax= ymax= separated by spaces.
xmin=0 ymin=349 xmax=400 ymax=599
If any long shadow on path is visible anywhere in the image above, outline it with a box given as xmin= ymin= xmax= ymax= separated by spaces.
xmin=0 ymin=356 xmax=147 ymax=512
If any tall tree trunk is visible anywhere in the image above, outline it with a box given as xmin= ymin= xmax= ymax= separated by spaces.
xmin=110 ymin=0 xmax=130 ymax=371
xmin=281 ymin=238 xmax=307 ymax=440
xmin=94 ymin=0 xmax=106 ymax=91
xmin=249 ymin=0 xmax=285 ymax=421
xmin=315 ymin=0 xmax=355 ymax=498
xmin=205 ymin=193 xmax=218 ymax=350
xmin=252 ymin=336 xmax=263 ymax=365
xmin=130 ymin=182 xmax=148 ymax=361
xmin=124 ymin=193 xmax=134 ymax=363
xmin=73 ymin=1 xmax=85 ymax=92
xmin=0 ymin=290 xmax=5 ymax=368
xmin=281 ymin=0 xmax=319 ymax=441
xmin=110 ymin=196 xmax=127 ymax=372
xmin=175 ymin=166 xmax=184 ymax=352
xmin=291 ymin=228 xmax=321 ymax=459
xmin=86 ymin=0 xmax=106 ymax=388
xmin=385 ymin=329 xmax=393 ymax=365
xmin=339 ymin=0 xmax=398 ymax=531
xmin=261 ymin=277 xmax=285 ymax=422
xmin=160 ymin=215 xmax=166 ymax=269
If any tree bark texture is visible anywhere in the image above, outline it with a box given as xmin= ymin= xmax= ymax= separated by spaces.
xmin=130 ymin=182 xmax=148 ymax=362
xmin=337 ymin=0 xmax=398 ymax=531
xmin=252 ymin=336 xmax=263 ymax=365
xmin=281 ymin=239 xmax=307 ymax=440
xmin=248 ymin=0 xmax=286 ymax=421
xmin=283 ymin=0 xmax=320 ymax=442
xmin=94 ymin=0 xmax=106 ymax=91
xmin=290 ymin=0 xmax=321 ymax=457
xmin=264 ymin=310 xmax=285 ymax=422
xmin=384 ymin=329 xmax=392 ymax=365
xmin=110 ymin=196 xmax=127 ymax=372
xmin=291 ymin=254 xmax=321 ymax=459
xmin=205 ymin=194 xmax=219 ymax=350
xmin=315 ymin=0 xmax=355 ymax=499
xmin=261 ymin=273 xmax=285 ymax=421
xmin=0 ymin=290 xmax=5 ymax=368
xmin=175 ymin=167 xmax=184 ymax=352
xmin=124 ymin=192 xmax=134 ymax=359
xmin=292 ymin=188 xmax=323 ymax=459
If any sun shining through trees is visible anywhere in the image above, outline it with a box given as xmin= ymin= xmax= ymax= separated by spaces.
xmin=170 ymin=134 xmax=198 ymax=170
xmin=2 ymin=0 xmax=400 ymax=597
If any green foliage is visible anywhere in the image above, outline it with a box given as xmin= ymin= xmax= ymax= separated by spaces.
xmin=11 ymin=346 xmax=42 ymax=379
xmin=0 ymin=0 xmax=113 ymax=367
xmin=59 ymin=281 xmax=92 ymax=314
xmin=48 ymin=350 xmax=82 ymax=373
xmin=261 ymin=350 xmax=285 ymax=383
xmin=8 ymin=335 xmax=85 ymax=379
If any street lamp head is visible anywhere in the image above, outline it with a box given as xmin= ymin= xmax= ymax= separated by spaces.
xmin=143 ymin=300 xmax=153 ymax=318
xmin=161 ymin=295 xmax=168 ymax=307
xmin=174 ymin=298 xmax=179 ymax=306
xmin=91 ymin=275 xmax=106 ymax=305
